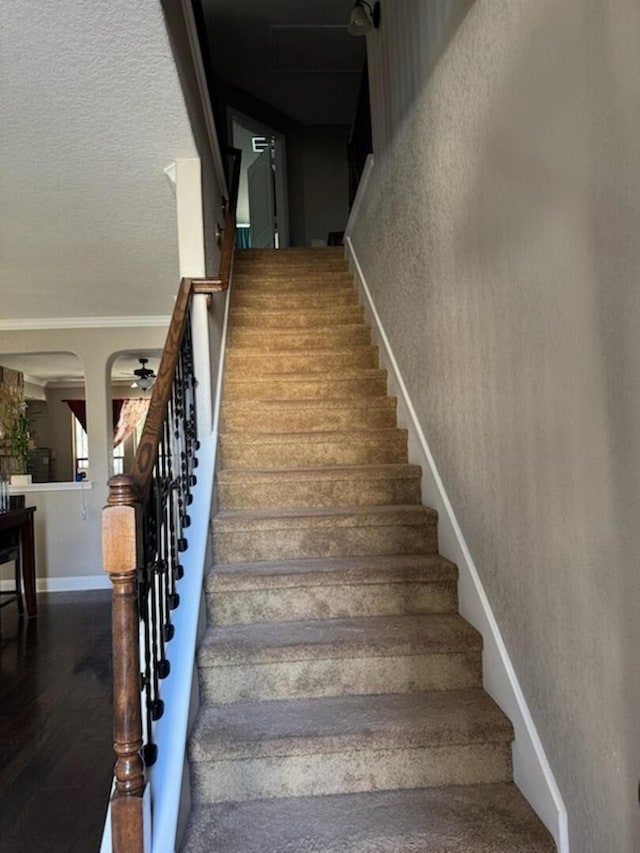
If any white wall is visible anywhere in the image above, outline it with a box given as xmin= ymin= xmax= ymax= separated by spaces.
xmin=351 ymin=0 xmax=640 ymax=850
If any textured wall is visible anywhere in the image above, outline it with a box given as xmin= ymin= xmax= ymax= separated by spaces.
xmin=352 ymin=0 xmax=640 ymax=849
xmin=1 ymin=0 xmax=198 ymax=320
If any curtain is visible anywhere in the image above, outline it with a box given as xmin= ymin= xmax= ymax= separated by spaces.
xmin=64 ymin=398 xmax=149 ymax=448
xmin=112 ymin=399 xmax=149 ymax=448
xmin=235 ymin=226 xmax=251 ymax=249
xmin=64 ymin=399 xmax=88 ymax=432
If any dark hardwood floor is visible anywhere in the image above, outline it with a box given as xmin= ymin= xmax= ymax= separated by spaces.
xmin=0 ymin=591 xmax=114 ymax=852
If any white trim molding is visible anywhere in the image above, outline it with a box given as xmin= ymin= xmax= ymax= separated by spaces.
xmin=346 ymin=235 xmax=569 ymax=853
xmin=0 ymin=316 xmax=170 ymax=331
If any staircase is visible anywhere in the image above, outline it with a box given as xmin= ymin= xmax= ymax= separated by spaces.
xmin=181 ymin=248 xmax=555 ymax=852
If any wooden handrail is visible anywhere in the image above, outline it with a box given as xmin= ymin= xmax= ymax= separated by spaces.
xmin=133 ymin=146 xmax=242 ymax=498
xmin=193 ymin=146 xmax=241 ymax=294
xmin=102 ymin=145 xmax=241 ymax=853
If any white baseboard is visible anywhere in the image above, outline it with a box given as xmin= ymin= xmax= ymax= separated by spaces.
xmin=0 ymin=575 xmax=111 ymax=593
xmin=346 ymin=236 xmax=569 ymax=853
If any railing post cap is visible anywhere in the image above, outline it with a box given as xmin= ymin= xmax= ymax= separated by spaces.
xmin=107 ymin=473 xmax=140 ymax=507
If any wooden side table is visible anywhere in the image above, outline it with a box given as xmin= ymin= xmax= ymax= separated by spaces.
xmin=0 ymin=506 xmax=37 ymax=617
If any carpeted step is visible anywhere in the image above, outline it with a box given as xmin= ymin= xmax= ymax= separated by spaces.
xmin=221 ymin=397 xmax=397 ymax=433
xmin=229 ymin=304 xmax=365 ymax=329
xmin=188 ymin=689 xmax=512 ymax=803
xmin=212 ymin=504 xmax=437 ymax=563
xmin=224 ymin=345 xmax=379 ymax=375
xmin=232 ymin=273 xmax=354 ymax=294
xmin=197 ymin=613 xmax=482 ymax=703
xmin=222 ymin=369 xmax=387 ymax=401
xmin=219 ymin=428 xmax=408 ymax=468
xmin=234 ymin=260 xmax=347 ymax=275
xmin=235 ymin=247 xmax=345 ymax=265
xmin=216 ymin=463 xmax=422 ymax=510
xmin=181 ymin=783 xmax=556 ymax=852
xmin=206 ymin=553 xmax=457 ymax=625
xmin=228 ymin=324 xmax=371 ymax=350
xmin=231 ymin=286 xmax=357 ymax=307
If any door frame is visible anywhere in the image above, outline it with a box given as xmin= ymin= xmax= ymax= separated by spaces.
xmin=228 ymin=108 xmax=290 ymax=248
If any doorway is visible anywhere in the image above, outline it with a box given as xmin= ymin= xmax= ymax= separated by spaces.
xmin=229 ymin=110 xmax=289 ymax=249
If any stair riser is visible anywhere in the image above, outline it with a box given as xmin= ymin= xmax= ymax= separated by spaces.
xmin=223 ymin=377 xmax=387 ymax=401
xmin=230 ymin=306 xmax=364 ymax=329
xmin=232 ymin=277 xmax=354 ymax=293
xmin=225 ymin=347 xmax=379 ymax=375
xmin=232 ymin=291 xmax=358 ymax=309
xmin=228 ymin=327 xmax=371 ymax=350
xmin=199 ymin=652 xmax=482 ymax=705
xmin=208 ymin=581 xmax=458 ymax=625
xmin=219 ymin=434 xmax=408 ymax=468
xmin=220 ymin=402 xmax=396 ymax=433
xmin=213 ymin=521 xmax=438 ymax=563
xmin=234 ymin=261 xmax=348 ymax=273
xmin=191 ymin=743 xmax=511 ymax=804
xmin=217 ymin=475 xmax=421 ymax=510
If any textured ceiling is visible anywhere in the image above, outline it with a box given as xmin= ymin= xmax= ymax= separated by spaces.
xmin=201 ymin=0 xmax=365 ymax=125
xmin=0 ymin=0 xmax=198 ymax=323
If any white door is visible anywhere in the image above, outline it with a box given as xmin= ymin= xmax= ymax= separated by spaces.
xmin=248 ymin=149 xmax=276 ymax=248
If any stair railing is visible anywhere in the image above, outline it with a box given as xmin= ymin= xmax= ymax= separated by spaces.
xmin=102 ymin=147 xmax=240 ymax=853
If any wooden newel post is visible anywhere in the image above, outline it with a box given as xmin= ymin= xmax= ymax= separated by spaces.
xmin=103 ymin=473 xmax=146 ymax=853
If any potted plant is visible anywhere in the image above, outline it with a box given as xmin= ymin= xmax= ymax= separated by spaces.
xmin=6 ymin=400 xmax=32 ymax=485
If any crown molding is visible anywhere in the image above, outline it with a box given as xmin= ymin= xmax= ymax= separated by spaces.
xmin=0 ymin=316 xmax=171 ymax=331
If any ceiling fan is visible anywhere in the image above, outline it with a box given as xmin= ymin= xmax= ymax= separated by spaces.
xmin=131 ymin=358 xmax=156 ymax=391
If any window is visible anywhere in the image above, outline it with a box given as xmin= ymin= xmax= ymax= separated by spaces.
xmin=72 ymin=413 xmax=88 ymax=478
xmin=113 ymin=442 xmax=125 ymax=475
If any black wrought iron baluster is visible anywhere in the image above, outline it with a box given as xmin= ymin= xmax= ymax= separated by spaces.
xmin=140 ymin=489 xmax=159 ymax=766
xmin=155 ymin=433 xmax=171 ymax=681
xmin=148 ymin=473 xmax=165 ymax=727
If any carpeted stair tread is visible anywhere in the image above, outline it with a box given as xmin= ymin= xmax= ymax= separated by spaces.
xmin=206 ymin=553 xmax=458 ymax=624
xmin=198 ymin=613 xmax=481 ymax=666
xmin=234 ymin=263 xmax=348 ymax=275
xmin=189 ymin=689 xmax=513 ymax=762
xmin=232 ymin=290 xmax=358 ymax=307
xmin=220 ymin=427 xmax=406 ymax=443
xmin=212 ymin=505 xmax=438 ymax=562
xmin=225 ymin=345 xmax=379 ymax=374
xmin=217 ymin=463 xmax=421 ymax=486
xmin=213 ymin=504 xmax=437 ymax=532
xmin=221 ymin=397 xmax=397 ymax=432
xmin=207 ymin=553 xmax=457 ymax=591
xmin=232 ymin=277 xmax=355 ymax=293
xmin=228 ymin=325 xmax=371 ymax=349
xmin=181 ymin=784 xmax=555 ymax=853
xmin=223 ymin=371 xmax=387 ymax=402
xmin=225 ymin=365 xmax=383 ymax=380
xmin=219 ymin=428 xmax=408 ymax=469
xmin=230 ymin=305 xmax=364 ymax=328
xmin=216 ymin=463 xmax=421 ymax=510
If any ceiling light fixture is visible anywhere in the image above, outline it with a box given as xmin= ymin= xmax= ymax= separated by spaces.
xmin=347 ymin=1 xmax=381 ymax=36
xmin=131 ymin=358 xmax=156 ymax=392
